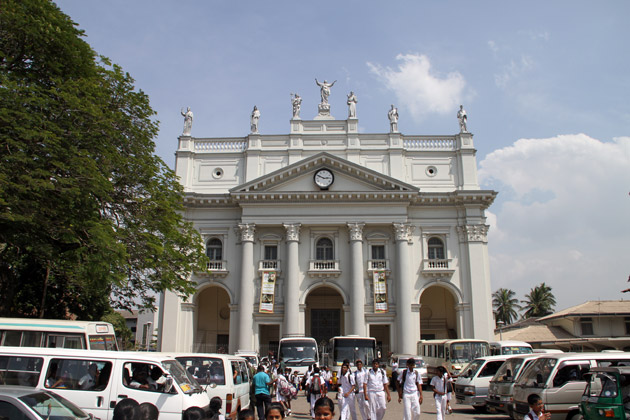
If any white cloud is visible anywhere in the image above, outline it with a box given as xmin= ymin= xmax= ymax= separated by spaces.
xmin=480 ymin=134 xmax=630 ymax=311
xmin=367 ymin=54 xmax=467 ymax=121
xmin=494 ymin=55 xmax=534 ymax=89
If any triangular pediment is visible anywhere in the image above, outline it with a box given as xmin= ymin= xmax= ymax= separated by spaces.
xmin=230 ymin=153 xmax=418 ymax=201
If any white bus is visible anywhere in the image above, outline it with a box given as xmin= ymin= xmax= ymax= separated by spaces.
xmin=0 ymin=317 xmax=118 ymax=351
xmin=327 ymin=336 xmax=377 ymax=377
xmin=489 ymin=340 xmax=533 ymax=356
xmin=418 ymin=338 xmax=490 ymax=376
xmin=277 ymin=337 xmax=319 ymax=377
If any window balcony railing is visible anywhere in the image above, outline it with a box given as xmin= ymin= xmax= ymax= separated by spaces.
xmin=258 ymin=259 xmax=281 ymax=272
xmin=203 ymin=260 xmax=229 ymax=278
xmin=421 ymin=259 xmax=455 ymax=277
xmin=308 ymin=260 xmax=341 ymax=278
xmin=367 ymin=259 xmax=390 ymax=272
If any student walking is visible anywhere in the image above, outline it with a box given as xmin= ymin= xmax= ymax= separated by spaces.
xmin=353 ymin=360 xmax=370 ymax=420
xmin=397 ymin=359 xmax=423 ymax=420
xmin=363 ymin=359 xmax=390 ymax=420
xmin=254 ymin=365 xmax=275 ymax=420
xmin=338 ymin=364 xmax=357 ymax=420
xmin=431 ymin=366 xmax=447 ymax=420
xmin=306 ymin=367 xmax=327 ymax=419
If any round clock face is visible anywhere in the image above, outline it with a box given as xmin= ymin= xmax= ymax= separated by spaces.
xmin=314 ymin=169 xmax=334 ymax=189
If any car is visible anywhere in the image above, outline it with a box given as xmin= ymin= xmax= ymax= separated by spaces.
xmin=0 ymin=385 xmax=93 ymax=420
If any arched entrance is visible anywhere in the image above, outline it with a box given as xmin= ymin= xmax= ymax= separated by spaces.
xmin=195 ymin=286 xmax=231 ymax=352
xmin=305 ymin=286 xmax=344 ymax=347
xmin=420 ymin=285 xmax=458 ymax=339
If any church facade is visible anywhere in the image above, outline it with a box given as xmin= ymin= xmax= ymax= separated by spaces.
xmin=158 ymin=93 xmax=496 ymax=356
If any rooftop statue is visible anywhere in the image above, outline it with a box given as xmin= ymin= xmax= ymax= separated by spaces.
xmin=388 ymin=104 xmax=399 ymax=133
xmin=315 ymin=79 xmax=336 ymax=104
xmin=250 ymin=106 xmax=260 ymax=133
xmin=347 ymin=91 xmax=358 ymax=118
xmin=181 ymin=107 xmax=193 ymax=136
xmin=291 ymin=93 xmax=302 ymax=119
xmin=457 ymin=104 xmax=468 ymax=133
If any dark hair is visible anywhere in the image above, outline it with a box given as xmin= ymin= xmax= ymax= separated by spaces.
xmin=314 ymin=397 xmax=335 ymax=414
xmin=183 ymin=407 xmax=207 ymax=420
xmin=371 ymin=359 xmax=380 ymax=365
xmin=209 ymin=396 xmax=222 ymax=415
xmin=257 ymin=364 xmax=265 ymax=372
xmin=527 ymin=394 xmax=542 ymax=406
xmin=113 ymin=398 xmax=140 ymax=420
xmin=313 ymin=366 xmax=320 ymax=374
xmin=265 ymin=403 xmax=285 ymax=419
xmin=238 ymin=409 xmax=256 ymax=420
xmin=437 ymin=366 xmax=446 ymax=375
xmin=355 ymin=359 xmax=363 ymax=365
xmin=138 ymin=403 xmax=159 ymax=420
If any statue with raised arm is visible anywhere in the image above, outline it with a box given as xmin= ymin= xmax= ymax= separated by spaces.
xmin=250 ymin=106 xmax=260 ymax=133
xmin=291 ymin=93 xmax=302 ymax=119
xmin=457 ymin=104 xmax=468 ymax=133
xmin=315 ymin=78 xmax=336 ymax=104
xmin=181 ymin=107 xmax=193 ymax=136
xmin=347 ymin=91 xmax=358 ymax=118
xmin=388 ymin=104 xmax=399 ymax=133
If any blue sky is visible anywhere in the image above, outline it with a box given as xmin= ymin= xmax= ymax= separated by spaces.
xmin=55 ymin=0 xmax=630 ymax=313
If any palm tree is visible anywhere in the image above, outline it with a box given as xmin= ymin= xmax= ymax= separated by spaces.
xmin=522 ymin=282 xmax=557 ymax=318
xmin=492 ymin=288 xmax=521 ymax=325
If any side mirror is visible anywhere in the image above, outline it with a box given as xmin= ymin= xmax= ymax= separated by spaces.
xmin=164 ymin=376 xmax=174 ymax=393
xmin=536 ymin=373 xmax=544 ymax=387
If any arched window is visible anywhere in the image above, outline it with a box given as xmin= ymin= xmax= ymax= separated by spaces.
xmin=206 ymin=238 xmax=223 ymax=261
xmin=428 ymin=237 xmax=445 ymax=260
xmin=315 ymin=238 xmax=334 ymax=260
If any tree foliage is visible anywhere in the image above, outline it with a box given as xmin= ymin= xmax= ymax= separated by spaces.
xmin=522 ymin=282 xmax=557 ymax=318
xmin=0 ymin=0 xmax=207 ymax=319
xmin=492 ymin=288 xmax=521 ymax=325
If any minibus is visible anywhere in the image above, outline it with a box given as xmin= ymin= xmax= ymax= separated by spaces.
xmin=0 ymin=346 xmax=209 ymax=419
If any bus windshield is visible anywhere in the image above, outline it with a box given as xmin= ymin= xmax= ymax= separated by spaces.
xmin=449 ymin=342 xmax=489 ymax=364
xmin=279 ymin=340 xmax=318 ymax=367
xmin=332 ymin=339 xmax=375 ymax=366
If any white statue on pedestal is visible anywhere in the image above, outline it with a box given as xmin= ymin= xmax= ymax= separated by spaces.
xmin=315 ymin=79 xmax=336 ymax=104
xmin=250 ymin=106 xmax=260 ymax=133
xmin=457 ymin=104 xmax=468 ymax=133
xmin=291 ymin=93 xmax=302 ymax=119
xmin=388 ymin=104 xmax=399 ymax=133
xmin=181 ymin=107 xmax=193 ymax=136
xmin=347 ymin=91 xmax=357 ymax=118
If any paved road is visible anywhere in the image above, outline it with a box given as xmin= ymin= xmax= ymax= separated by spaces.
xmin=267 ymin=389 xmax=513 ymax=420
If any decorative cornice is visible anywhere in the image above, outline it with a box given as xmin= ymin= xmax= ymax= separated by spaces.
xmin=393 ymin=223 xmax=413 ymax=242
xmin=283 ymin=223 xmax=301 ymax=242
xmin=237 ymin=223 xmax=256 ymax=242
xmin=347 ymin=223 xmax=365 ymax=241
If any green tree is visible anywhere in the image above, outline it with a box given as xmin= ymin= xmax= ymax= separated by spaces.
xmin=522 ymin=282 xmax=557 ymax=318
xmin=492 ymin=288 xmax=521 ymax=325
xmin=0 ymin=0 xmax=207 ymax=319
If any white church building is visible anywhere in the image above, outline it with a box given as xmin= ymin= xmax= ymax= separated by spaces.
xmin=158 ymin=88 xmax=496 ymax=356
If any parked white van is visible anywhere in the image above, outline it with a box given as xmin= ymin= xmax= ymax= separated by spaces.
xmin=486 ymin=353 xmax=541 ymax=417
xmin=0 ymin=346 xmax=210 ymax=419
xmin=454 ymin=355 xmax=509 ymax=412
xmin=512 ymin=352 xmax=630 ymax=420
xmin=173 ymin=353 xmax=250 ymax=418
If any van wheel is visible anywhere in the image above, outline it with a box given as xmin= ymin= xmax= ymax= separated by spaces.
xmin=473 ymin=406 xmax=487 ymax=413
xmin=569 ymin=412 xmax=583 ymax=420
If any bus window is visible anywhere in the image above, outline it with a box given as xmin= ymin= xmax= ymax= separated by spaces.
xmin=22 ymin=332 xmax=43 ymax=347
xmin=2 ymin=331 xmax=21 ymax=347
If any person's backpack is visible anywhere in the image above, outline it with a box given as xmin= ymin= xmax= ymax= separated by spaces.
xmin=311 ymin=375 xmax=321 ymax=394
xmin=279 ymin=378 xmax=292 ymax=397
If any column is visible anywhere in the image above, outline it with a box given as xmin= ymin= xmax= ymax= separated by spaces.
xmin=347 ymin=223 xmax=366 ymax=336
xmin=237 ymin=223 xmax=256 ymax=351
xmin=393 ymin=223 xmax=415 ymax=354
xmin=457 ymin=224 xmax=493 ymax=340
xmin=283 ymin=224 xmax=301 ymax=337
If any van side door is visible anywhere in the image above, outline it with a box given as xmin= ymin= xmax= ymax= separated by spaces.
xmin=545 ymin=361 xmax=591 ymax=414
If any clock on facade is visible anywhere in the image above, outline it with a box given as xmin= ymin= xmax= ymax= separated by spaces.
xmin=314 ymin=168 xmax=334 ymax=189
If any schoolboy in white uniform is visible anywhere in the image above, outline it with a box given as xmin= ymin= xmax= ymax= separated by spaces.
xmin=338 ymin=363 xmax=357 ymax=420
xmin=363 ymin=359 xmax=390 ymax=420
xmin=354 ymin=360 xmax=370 ymax=420
xmin=397 ymin=358 xmax=423 ymax=420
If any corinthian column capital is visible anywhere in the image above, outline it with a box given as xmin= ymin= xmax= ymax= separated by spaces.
xmin=456 ymin=224 xmax=489 ymax=243
xmin=283 ymin=223 xmax=302 ymax=242
xmin=237 ymin=223 xmax=256 ymax=242
xmin=347 ymin=222 xmax=365 ymax=241
xmin=393 ymin=223 xmax=413 ymax=242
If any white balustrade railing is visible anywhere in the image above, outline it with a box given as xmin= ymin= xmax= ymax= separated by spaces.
xmin=403 ymin=137 xmax=455 ymax=150
xmin=194 ymin=140 xmax=247 ymax=152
